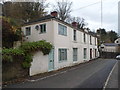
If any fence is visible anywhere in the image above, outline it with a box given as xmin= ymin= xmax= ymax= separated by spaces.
xmin=100 ymin=51 xmax=120 ymax=59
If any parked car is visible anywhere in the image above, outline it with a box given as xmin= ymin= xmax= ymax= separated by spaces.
xmin=116 ymin=55 xmax=120 ymax=60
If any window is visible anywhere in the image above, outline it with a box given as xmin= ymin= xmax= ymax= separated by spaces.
xmin=73 ymin=48 xmax=78 ymax=61
xmin=40 ymin=24 xmax=46 ymax=34
xmin=73 ymin=30 xmax=76 ymax=41
xmin=25 ymin=27 xmax=31 ymax=36
xmin=59 ymin=49 xmax=67 ymax=61
xmin=84 ymin=33 xmax=86 ymax=43
xmin=84 ymin=48 xmax=87 ymax=59
xmin=90 ymin=36 xmax=92 ymax=45
xmin=95 ymin=37 xmax=96 ymax=45
xmin=58 ymin=24 xmax=67 ymax=36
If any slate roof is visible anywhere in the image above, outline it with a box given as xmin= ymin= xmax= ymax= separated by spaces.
xmin=23 ymin=14 xmax=97 ymax=38
xmin=24 ymin=15 xmax=55 ymax=25
xmin=103 ymin=43 xmax=118 ymax=46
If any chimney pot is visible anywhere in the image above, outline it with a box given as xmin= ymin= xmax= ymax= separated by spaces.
xmin=51 ymin=11 xmax=58 ymax=17
xmin=72 ymin=22 xmax=78 ymax=28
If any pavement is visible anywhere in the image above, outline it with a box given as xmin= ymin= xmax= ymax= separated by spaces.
xmin=3 ymin=59 xmax=117 ymax=89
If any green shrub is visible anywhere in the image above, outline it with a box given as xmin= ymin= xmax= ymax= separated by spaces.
xmin=2 ymin=48 xmax=25 ymax=56
xmin=2 ymin=54 xmax=13 ymax=62
xmin=2 ymin=48 xmax=25 ymax=62
xmin=20 ymin=40 xmax=52 ymax=55
xmin=2 ymin=40 xmax=53 ymax=68
xmin=22 ymin=61 xmax=31 ymax=69
xmin=24 ymin=53 xmax=33 ymax=63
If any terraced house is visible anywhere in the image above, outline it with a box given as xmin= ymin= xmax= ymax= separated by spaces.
xmin=22 ymin=11 xmax=99 ymax=76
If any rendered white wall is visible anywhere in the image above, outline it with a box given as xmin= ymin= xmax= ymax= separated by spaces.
xmin=102 ymin=46 xmax=117 ymax=52
xmin=22 ymin=21 xmax=54 ymax=44
xmin=22 ymin=19 xmax=99 ymax=76
xmin=52 ymin=20 xmax=99 ymax=70
xmin=30 ymin=51 xmax=49 ymax=76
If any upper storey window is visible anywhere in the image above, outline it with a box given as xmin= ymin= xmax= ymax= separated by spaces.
xmin=73 ymin=30 xmax=76 ymax=41
xmin=58 ymin=24 xmax=67 ymax=36
xmin=25 ymin=27 xmax=31 ymax=36
xmin=40 ymin=24 xmax=46 ymax=34
xmin=90 ymin=36 xmax=92 ymax=45
xmin=84 ymin=33 xmax=86 ymax=43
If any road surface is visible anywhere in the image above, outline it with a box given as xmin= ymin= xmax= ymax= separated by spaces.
xmin=4 ymin=59 xmax=116 ymax=88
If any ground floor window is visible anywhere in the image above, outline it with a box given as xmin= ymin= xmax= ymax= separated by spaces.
xmin=84 ymin=48 xmax=87 ymax=59
xmin=73 ymin=48 xmax=78 ymax=61
xmin=59 ymin=49 xmax=67 ymax=62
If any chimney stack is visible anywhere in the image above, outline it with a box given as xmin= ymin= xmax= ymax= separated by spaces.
xmin=72 ymin=22 xmax=78 ymax=28
xmin=51 ymin=11 xmax=58 ymax=17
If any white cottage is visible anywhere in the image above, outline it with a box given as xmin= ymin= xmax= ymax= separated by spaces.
xmin=100 ymin=43 xmax=118 ymax=52
xmin=22 ymin=12 xmax=99 ymax=76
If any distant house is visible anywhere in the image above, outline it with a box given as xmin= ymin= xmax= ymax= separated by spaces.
xmin=101 ymin=43 xmax=118 ymax=52
xmin=22 ymin=11 xmax=99 ymax=76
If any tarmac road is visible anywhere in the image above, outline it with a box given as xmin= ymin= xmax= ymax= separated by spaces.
xmin=4 ymin=59 xmax=117 ymax=88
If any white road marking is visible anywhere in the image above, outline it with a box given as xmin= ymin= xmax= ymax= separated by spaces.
xmin=103 ymin=61 xmax=117 ymax=90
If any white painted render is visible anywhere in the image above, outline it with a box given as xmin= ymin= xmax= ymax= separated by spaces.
xmin=22 ymin=19 xmax=99 ymax=76
xmin=101 ymin=44 xmax=117 ymax=52
xmin=22 ymin=21 xmax=54 ymax=44
xmin=30 ymin=51 xmax=49 ymax=76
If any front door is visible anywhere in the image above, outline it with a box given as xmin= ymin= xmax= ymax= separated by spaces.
xmin=48 ymin=48 xmax=54 ymax=71
xmin=90 ymin=49 xmax=92 ymax=59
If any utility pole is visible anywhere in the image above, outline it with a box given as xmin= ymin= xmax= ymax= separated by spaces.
xmin=101 ymin=0 xmax=103 ymax=28
xmin=100 ymin=0 xmax=103 ymax=44
xmin=99 ymin=0 xmax=103 ymax=58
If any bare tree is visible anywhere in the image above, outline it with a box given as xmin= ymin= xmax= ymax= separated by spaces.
xmin=66 ymin=16 xmax=88 ymax=29
xmin=54 ymin=0 xmax=72 ymax=21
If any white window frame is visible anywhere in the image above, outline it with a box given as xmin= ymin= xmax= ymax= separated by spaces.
xmin=58 ymin=49 xmax=67 ymax=62
xmin=25 ymin=27 xmax=31 ymax=36
xmin=73 ymin=48 xmax=78 ymax=61
xmin=73 ymin=30 xmax=77 ymax=41
xmin=90 ymin=36 xmax=92 ymax=45
xmin=58 ymin=24 xmax=67 ymax=36
xmin=40 ymin=24 xmax=46 ymax=34
xmin=84 ymin=33 xmax=86 ymax=43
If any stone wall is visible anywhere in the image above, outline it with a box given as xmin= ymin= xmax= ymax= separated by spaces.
xmin=2 ymin=57 xmax=28 ymax=82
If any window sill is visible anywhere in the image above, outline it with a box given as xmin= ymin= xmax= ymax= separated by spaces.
xmin=58 ymin=34 xmax=67 ymax=36
xmin=59 ymin=60 xmax=67 ymax=63
xmin=39 ymin=32 xmax=46 ymax=34
xmin=83 ymin=58 xmax=87 ymax=60
xmin=73 ymin=41 xmax=77 ymax=43
xmin=73 ymin=60 xmax=77 ymax=62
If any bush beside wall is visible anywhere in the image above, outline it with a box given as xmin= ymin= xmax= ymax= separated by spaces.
xmin=2 ymin=40 xmax=53 ymax=82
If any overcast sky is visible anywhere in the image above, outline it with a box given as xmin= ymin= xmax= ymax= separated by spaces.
xmin=46 ymin=0 xmax=119 ymax=32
